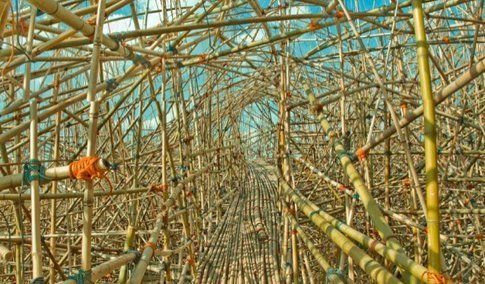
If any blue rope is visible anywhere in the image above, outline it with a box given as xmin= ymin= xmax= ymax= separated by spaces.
xmin=105 ymin=79 xmax=119 ymax=93
xmin=132 ymin=54 xmax=151 ymax=68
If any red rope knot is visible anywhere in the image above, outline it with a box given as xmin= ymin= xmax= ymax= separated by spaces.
xmin=400 ymin=101 xmax=408 ymax=113
xmin=69 ymin=157 xmax=113 ymax=193
xmin=310 ymin=103 xmax=324 ymax=114
xmin=286 ymin=207 xmax=296 ymax=216
xmin=198 ymin=54 xmax=208 ymax=62
xmin=186 ymin=256 xmax=196 ymax=266
xmin=335 ymin=10 xmax=345 ymax=19
xmin=421 ymin=271 xmax=449 ymax=284
xmin=15 ymin=18 xmax=29 ymax=36
xmin=308 ymin=20 xmax=322 ymax=31
xmin=150 ymin=184 xmax=169 ymax=193
xmin=356 ymin=148 xmax=367 ymax=161
xmin=291 ymin=229 xmax=298 ymax=235
xmin=183 ymin=135 xmax=193 ymax=144
xmin=184 ymin=189 xmax=193 ymax=198
xmin=402 ymin=178 xmax=411 ymax=187
xmin=442 ymin=36 xmax=450 ymax=44
xmin=144 ymin=241 xmax=157 ymax=252
xmin=338 ymin=184 xmax=347 ymax=192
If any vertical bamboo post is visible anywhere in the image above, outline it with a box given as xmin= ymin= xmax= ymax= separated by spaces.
xmin=49 ymin=74 xmax=61 ymax=284
xmin=412 ymin=0 xmax=442 ymax=274
xmin=24 ymin=6 xmax=44 ymax=282
xmin=82 ymin=1 xmax=105 ymax=282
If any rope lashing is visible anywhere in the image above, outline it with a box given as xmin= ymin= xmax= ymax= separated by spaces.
xmin=308 ymin=208 xmax=322 ymax=219
xmin=67 ymin=269 xmax=87 ymax=284
xmin=186 ymin=256 xmax=196 ymax=266
xmin=338 ymin=184 xmax=348 ymax=191
xmin=421 ymin=271 xmax=449 ymax=284
xmin=325 ymin=268 xmax=345 ymax=283
xmin=308 ymin=20 xmax=322 ymax=31
xmin=356 ymin=147 xmax=367 ymax=161
xmin=150 ymin=184 xmax=168 ymax=193
xmin=31 ymin=277 xmax=45 ymax=284
xmin=125 ymin=249 xmax=142 ymax=263
xmin=178 ymin=165 xmax=189 ymax=172
xmin=105 ymin=78 xmax=119 ymax=93
xmin=69 ymin=157 xmax=113 ymax=193
xmin=144 ymin=241 xmax=157 ymax=252
xmin=23 ymin=159 xmax=48 ymax=185
xmin=336 ymin=150 xmax=349 ymax=160
xmin=131 ymin=54 xmax=151 ymax=68
xmin=352 ymin=193 xmax=360 ymax=200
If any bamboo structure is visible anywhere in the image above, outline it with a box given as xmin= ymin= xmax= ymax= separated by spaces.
xmin=0 ymin=0 xmax=483 ymax=283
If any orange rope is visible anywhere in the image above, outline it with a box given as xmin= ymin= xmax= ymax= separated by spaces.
xmin=186 ymin=256 xmax=195 ymax=266
xmin=144 ymin=241 xmax=157 ymax=252
xmin=308 ymin=20 xmax=322 ymax=31
xmin=421 ymin=271 xmax=449 ymax=284
xmin=150 ymin=184 xmax=168 ymax=193
xmin=356 ymin=148 xmax=367 ymax=161
xmin=69 ymin=157 xmax=113 ymax=193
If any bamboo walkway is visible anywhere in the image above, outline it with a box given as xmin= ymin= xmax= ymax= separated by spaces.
xmin=197 ymin=164 xmax=281 ymax=283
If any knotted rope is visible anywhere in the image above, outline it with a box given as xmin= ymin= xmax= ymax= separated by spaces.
xmin=69 ymin=157 xmax=113 ymax=193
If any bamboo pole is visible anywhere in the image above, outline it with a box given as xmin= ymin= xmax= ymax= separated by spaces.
xmin=411 ymin=0 xmax=442 ymax=275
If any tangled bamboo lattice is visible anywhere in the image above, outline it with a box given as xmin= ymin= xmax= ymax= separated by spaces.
xmin=0 ymin=0 xmax=483 ymax=283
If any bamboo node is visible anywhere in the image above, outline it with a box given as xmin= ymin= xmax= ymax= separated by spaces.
xmin=356 ymin=148 xmax=367 ymax=161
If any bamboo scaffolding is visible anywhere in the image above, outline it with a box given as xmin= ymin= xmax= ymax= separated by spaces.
xmin=0 ymin=0 xmax=482 ymax=283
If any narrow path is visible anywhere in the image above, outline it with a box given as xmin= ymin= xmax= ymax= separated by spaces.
xmin=197 ymin=163 xmax=282 ymax=283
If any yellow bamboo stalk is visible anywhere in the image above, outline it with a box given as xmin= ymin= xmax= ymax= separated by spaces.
xmin=411 ymin=0 xmax=442 ymax=275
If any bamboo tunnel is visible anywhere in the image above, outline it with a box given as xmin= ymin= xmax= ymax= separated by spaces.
xmin=0 ymin=0 xmax=483 ymax=283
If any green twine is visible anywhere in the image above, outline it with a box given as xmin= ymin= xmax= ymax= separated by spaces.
xmin=326 ymin=268 xmax=345 ymax=283
xmin=352 ymin=193 xmax=360 ymax=200
xmin=67 ymin=269 xmax=87 ymax=284
xmin=336 ymin=150 xmax=348 ymax=160
xmin=31 ymin=277 xmax=45 ymax=284
xmin=308 ymin=208 xmax=321 ymax=219
xmin=23 ymin=159 xmax=48 ymax=185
